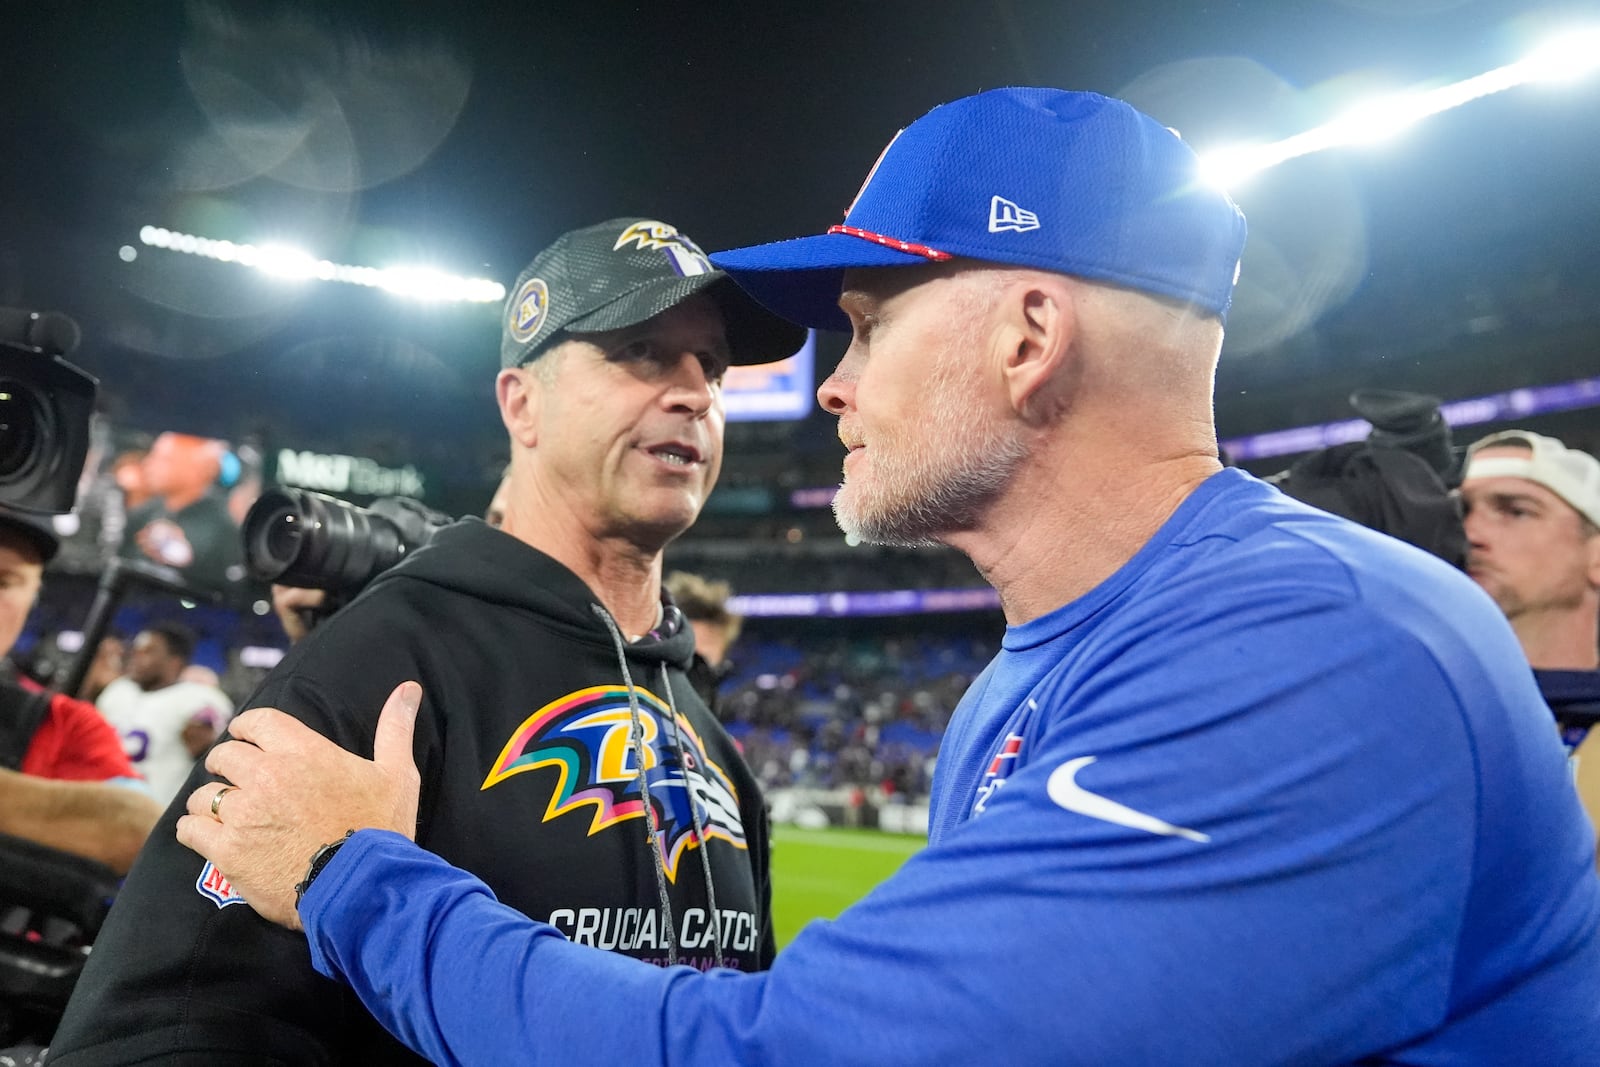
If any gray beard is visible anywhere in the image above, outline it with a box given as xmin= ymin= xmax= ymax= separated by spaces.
xmin=833 ymin=382 xmax=1026 ymax=548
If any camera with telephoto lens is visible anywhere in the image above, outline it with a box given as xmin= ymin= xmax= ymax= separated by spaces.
xmin=241 ymin=485 xmax=453 ymax=596
xmin=0 ymin=309 xmax=97 ymax=515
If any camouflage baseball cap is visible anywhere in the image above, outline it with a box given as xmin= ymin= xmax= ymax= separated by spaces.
xmin=500 ymin=218 xmax=806 ymax=369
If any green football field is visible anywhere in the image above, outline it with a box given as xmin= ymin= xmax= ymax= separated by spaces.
xmin=769 ymin=824 xmax=926 ymax=948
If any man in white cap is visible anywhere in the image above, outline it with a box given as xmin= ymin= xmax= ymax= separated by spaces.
xmin=1461 ymin=430 xmax=1600 ymax=831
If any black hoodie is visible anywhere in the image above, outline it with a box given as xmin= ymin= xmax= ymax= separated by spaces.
xmin=1540 ymin=668 xmax=1600 ymax=750
xmin=49 ymin=519 xmax=774 ymax=1065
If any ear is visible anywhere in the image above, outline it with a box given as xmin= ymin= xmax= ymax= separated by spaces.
xmin=997 ymin=275 xmax=1076 ymax=422
xmin=496 ymin=367 xmax=541 ymax=449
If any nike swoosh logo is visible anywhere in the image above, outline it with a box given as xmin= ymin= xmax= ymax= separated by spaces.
xmin=1046 ymin=756 xmax=1210 ymax=843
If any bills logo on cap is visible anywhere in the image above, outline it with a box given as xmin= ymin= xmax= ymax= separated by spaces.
xmin=844 ymin=126 xmax=905 ymax=219
xmin=195 ymin=859 xmax=247 ymax=909
xmin=509 ymin=277 xmax=551 ymax=344
xmin=613 ymin=220 xmax=712 ymax=277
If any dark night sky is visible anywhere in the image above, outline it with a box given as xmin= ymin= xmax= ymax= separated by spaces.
xmin=1 ymin=0 xmax=1596 ymax=503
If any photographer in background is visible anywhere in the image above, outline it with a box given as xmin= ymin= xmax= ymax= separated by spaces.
xmin=0 ymin=309 xmax=160 ymax=876
xmin=1271 ymin=389 xmax=1466 ymax=567
xmin=50 ymin=218 xmax=802 ymax=1064
xmin=1460 ymin=430 xmax=1600 ymax=835
xmin=268 ymin=583 xmax=323 ymax=645
xmin=0 ymin=507 xmax=160 ymax=875
xmin=0 ymin=307 xmax=165 ymax=1064
xmin=269 ymin=469 xmax=512 ymax=646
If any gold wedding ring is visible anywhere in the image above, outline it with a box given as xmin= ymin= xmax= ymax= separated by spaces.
xmin=210 ymin=785 xmax=237 ymax=821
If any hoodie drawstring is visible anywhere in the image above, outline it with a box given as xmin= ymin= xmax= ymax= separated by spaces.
xmin=659 ymin=662 xmax=725 ymax=969
xmin=594 ymin=605 xmax=678 ymax=966
xmin=591 ymin=604 xmax=725 ymax=969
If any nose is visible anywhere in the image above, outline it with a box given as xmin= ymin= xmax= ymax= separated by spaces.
xmin=817 ymin=349 xmax=859 ymax=417
xmin=1460 ymin=503 xmax=1489 ymax=550
xmin=664 ymin=352 xmax=717 ymax=417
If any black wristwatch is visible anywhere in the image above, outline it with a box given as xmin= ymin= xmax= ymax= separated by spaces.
xmin=295 ymin=830 xmax=356 ymax=909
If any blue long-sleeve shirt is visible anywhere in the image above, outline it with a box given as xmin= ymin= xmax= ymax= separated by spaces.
xmin=304 ymin=471 xmax=1600 ymax=1065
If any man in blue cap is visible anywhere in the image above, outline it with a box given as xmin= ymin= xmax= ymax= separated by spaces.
xmin=172 ymin=90 xmax=1600 ymax=1065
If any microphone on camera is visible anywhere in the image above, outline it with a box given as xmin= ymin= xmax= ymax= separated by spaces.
xmin=0 ymin=307 xmax=82 ymax=355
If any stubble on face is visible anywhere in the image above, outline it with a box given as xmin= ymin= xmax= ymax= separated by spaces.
xmin=1463 ymin=471 xmax=1597 ymax=621
xmin=542 ymin=298 xmax=727 ymax=548
xmin=832 ymin=275 xmax=1028 ymax=547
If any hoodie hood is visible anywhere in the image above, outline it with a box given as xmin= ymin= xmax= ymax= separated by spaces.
xmin=362 ymin=517 xmax=697 ymax=671
xmin=1537 ymin=668 xmax=1600 ymax=727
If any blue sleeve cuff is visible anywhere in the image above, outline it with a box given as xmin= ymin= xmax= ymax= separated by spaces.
xmin=299 ymin=828 xmax=423 ymax=980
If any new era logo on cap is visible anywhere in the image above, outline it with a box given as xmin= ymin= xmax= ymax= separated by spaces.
xmin=711 ymin=88 xmax=1249 ymax=333
xmin=988 ymin=196 xmax=1039 ymax=234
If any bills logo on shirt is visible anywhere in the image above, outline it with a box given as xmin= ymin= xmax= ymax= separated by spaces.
xmin=973 ymin=731 xmax=1025 ymax=816
xmin=195 ymin=860 xmax=247 ymax=908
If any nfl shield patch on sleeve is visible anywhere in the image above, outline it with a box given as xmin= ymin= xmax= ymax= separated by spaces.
xmin=195 ymin=860 xmax=247 ymax=908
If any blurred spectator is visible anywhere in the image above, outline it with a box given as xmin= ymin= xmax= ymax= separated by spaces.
xmin=484 ymin=471 xmax=511 ymax=529
xmin=718 ymin=627 xmax=998 ymax=801
xmin=666 ymin=571 xmax=742 ymax=669
xmin=96 ymin=622 xmax=234 ymax=804
xmin=110 ymin=450 xmax=151 ymax=512
xmin=667 ymin=539 xmax=984 ymax=596
xmin=74 ymin=635 xmax=124 ymax=705
xmin=0 ymin=508 xmax=160 ymax=874
xmin=1460 ymin=430 xmax=1600 ymax=834
xmin=120 ymin=432 xmax=244 ymax=591
xmin=179 ymin=664 xmax=221 ymax=687
xmin=665 ymin=570 xmax=741 ymax=715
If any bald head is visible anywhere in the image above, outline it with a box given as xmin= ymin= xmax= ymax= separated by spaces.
xmin=817 ymin=261 xmax=1225 ymax=551
xmin=831 ymin=261 xmax=1222 ymax=427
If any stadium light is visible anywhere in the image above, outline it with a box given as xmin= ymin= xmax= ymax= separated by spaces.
xmin=136 ymin=225 xmax=507 ymax=305
xmin=1325 ymin=94 xmax=1427 ymax=145
xmin=1518 ymin=27 xmax=1600 ymax=83
xmin=254 ymin=244 xmax=321 ymax=281
xmin=1198 ymin=26 xmax=1600 ymax=190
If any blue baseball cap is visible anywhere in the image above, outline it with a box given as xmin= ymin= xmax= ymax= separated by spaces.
xmin=711 ymin=88 xmax=1247 ymax=330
